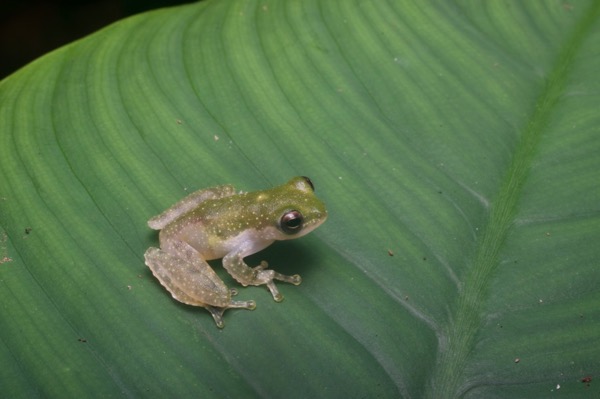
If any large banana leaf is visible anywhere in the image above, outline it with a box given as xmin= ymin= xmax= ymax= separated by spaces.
xmin=1 ymin=1 xmax=599 ymax=397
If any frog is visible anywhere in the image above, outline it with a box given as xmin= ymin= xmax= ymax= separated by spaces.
xmin=144 ymin=176 xmax=327 ymax=328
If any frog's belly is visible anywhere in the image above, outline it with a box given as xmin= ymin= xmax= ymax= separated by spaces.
xmin=183 ymin=228 xmax=276 ymax=261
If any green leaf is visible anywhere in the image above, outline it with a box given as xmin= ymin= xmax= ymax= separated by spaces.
xmin=1 ymin=1 xmax=599 ymax=397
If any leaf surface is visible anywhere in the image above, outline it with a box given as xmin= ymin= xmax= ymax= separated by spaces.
xmin=1 ymin=1 xmax=599 ymax=397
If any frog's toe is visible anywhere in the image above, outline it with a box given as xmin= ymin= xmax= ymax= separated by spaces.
xmin=266 ymin=280 xmax=284 ymax=302
xmin=205 ymin=305 xmax=226 ymax=329
xmin=273 ymin=272 xmax=302 ymax=286
xmin=273 ymin=293 xmax=284 ymax=302
xmin=230 ymin=299 xmax=256 ymax=310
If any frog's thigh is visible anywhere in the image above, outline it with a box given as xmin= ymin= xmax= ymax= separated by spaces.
xmin=144 ymin=247 xmax=231 ymax=308
xmin=148 ymin=185 xmax=236 ymax=229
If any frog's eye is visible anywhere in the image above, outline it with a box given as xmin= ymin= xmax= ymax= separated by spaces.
xmin=301 ymin=176 xmax=315 ymax=191
xmin=280 ymin=210 xmax=304 ymax=234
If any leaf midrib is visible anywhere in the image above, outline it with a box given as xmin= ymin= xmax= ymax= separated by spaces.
xmin=426 ymin=3 xmax=600 ymax=397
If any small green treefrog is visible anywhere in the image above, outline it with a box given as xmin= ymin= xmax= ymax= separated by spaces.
xmin=144 ymin=176 xmax=327 ymax=328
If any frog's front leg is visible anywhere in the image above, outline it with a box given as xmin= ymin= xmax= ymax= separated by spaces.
xmin=222 ymin=250 xmax=301 ymax=302
xmin=144 ymin=241 xmax=255 ymax=328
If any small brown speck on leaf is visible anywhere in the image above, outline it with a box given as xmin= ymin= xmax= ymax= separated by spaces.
xmin=78 ymin=338 xmax=87 ymax=343
xmin=514 ymin=358 xmax=520 ymax=363
xmin=387 ymin=249 xmax=394 ymax=256
xmin=581 ymin=375 xmax=592 ymax=384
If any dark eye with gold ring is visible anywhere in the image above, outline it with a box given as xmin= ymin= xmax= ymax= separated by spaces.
xmin=280 ymin=210 xmax=303 ymax=234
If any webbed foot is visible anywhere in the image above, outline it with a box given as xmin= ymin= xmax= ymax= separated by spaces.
xmin=254 ymin=261 xmax=302 ymax=302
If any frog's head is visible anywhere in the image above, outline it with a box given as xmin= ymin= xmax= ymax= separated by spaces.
xmin=271 ymin=176 xmax=328 ymax=240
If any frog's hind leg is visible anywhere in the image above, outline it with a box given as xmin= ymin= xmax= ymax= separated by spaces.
xmin=144 ymin=246 xmax=255 ymax=328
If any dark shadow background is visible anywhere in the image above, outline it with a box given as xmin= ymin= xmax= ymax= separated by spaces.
xmin=1 ymin=0 xmax=195 ymax=80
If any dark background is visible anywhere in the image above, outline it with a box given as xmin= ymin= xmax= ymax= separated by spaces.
xmin=1 ymin=0 xmax=194 ymax=80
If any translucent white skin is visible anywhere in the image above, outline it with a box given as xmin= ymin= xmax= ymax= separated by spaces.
xmin=144 ymin=177 xmax=327 ymax=328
